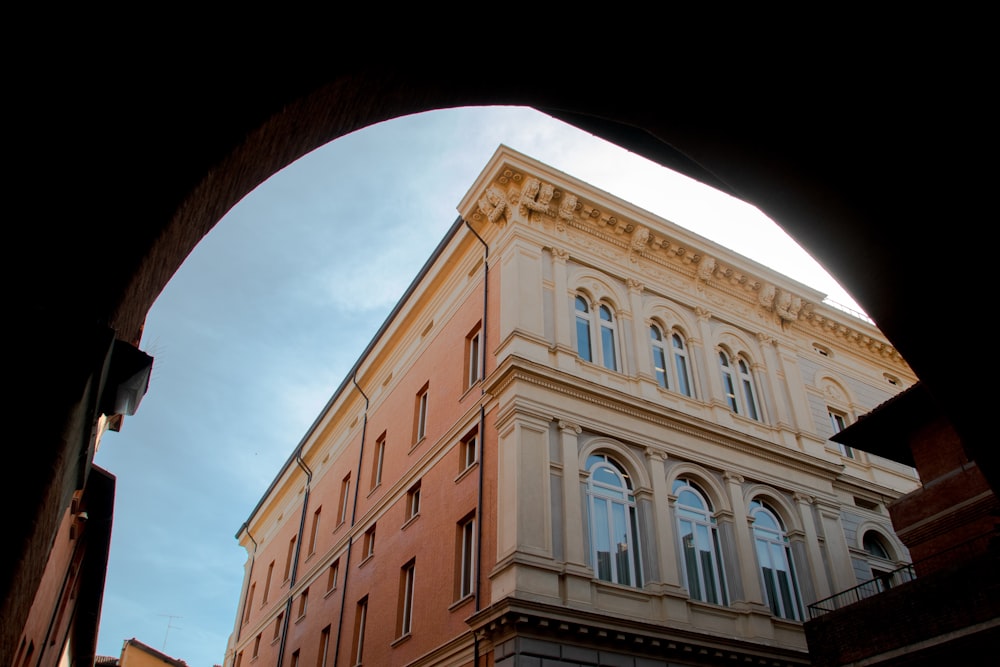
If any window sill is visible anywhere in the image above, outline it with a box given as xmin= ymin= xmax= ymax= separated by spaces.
xmin=409 ymin=437 xmax=426 ymax=454
xmin=359 ymin=553 xmax=375 ymax=568
xmin=448 ymin=594 xmax=474 ymax=612
xmin=324 ymin=586 xmax=337 ymax=599
xmin=402 ymin=513 xmax=420 ymax=530
xmin=390 ymin=632 xmax=412 ymax=648
xmin=455 ymin=463 xmax=477 ymax=484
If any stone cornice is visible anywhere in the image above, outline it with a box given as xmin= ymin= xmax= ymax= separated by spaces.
xmin=462 ymin=148 xmax=909 ymax=369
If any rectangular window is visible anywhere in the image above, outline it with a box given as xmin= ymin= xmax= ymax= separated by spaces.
xmin=352 ymin=596 xmax=368 ymax=666
xmin=327 ymin=559 xmax=339 ymax=592
xmin=371 ymin=433 xmax=386 ymax=488
xmin=263 ymin=561 xmax=274 ymax=604
xmin=252 ymin=634 xmax=261 ymax=659
xmin=457 ymin=514 xmax=475 ymax=599
xmin=466 ymin=325 xmax=482 ymax=388
xmin=235 ymin=651 xmax=244 ymax=667
xmin=273 ymin=611 xmax=283 ymax=641
xmin=284 ymin=536 xmax=297 ymax=581
xmin=398 ymin=559 xmax=416 ymax=637
xmin=414 ymin=383 xmax=429 ymax=443
xmin=406 ymin=482 xmax=421 ymax=521
xmin=290 ymin=651 xmax=299 ymax=667
xmin=338 ymin=474 xmax=351 ymax=525
xmin=829 ymin=409 xmax=855 ymax=458
xmin=244 ymin=583 xmax=255 ymax=623
xmin=317 ymin=625 xmax=331 ymax=667
xmin=297 ymin=587 xmax=309 ymax=619
xmin=460 ymin=429 xmax=478 ymax=472
xmin=363 ymin=524 xmax=376 ymax=560
xmin=308 ymin=507 xmax=322 ymax=555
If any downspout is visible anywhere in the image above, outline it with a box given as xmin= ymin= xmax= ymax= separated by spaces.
xmin=234 ymin=525 xmax=257 ymax=645
xmin=277 ymin=451 xmax=312 ymax=667
xmin=465 ymin=218 xmax=488 ymax=666
xmin=333 ymin=374 xmax=369 ymax=667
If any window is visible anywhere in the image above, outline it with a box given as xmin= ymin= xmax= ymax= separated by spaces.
xmin=829 ymin=409 xmax=854 ymax=458
xmin=650 ymin=325 xmax=694 ymax=397
xmin=457 ymin=514 xmax=476 ymax=599
xmin=290 ymin=650 xmax=299 ymax=667
xmin=466 ymin=324 xmax=482 ymax=388
xmin=317 ymin=625 xmax=331 ymax=667
xmin=284 ymin=536 xmax=297 ymax=581
xmin=273 ymin=611 xmax=283 ymax=641
xmin=244 ymin=583 xmax=255 ymax=623
xmin=673 ymin=478 xmax=728 ymax=605
xmin=372 ymin=433 xmax=386 ymax=488
xmin=460 ymin=428 xmax=478 ymax=472
xmin=719 ymin=350 xmax=761 ymax=420
xmin=326 ymin=559 xmax=339 ymax=592
xmin=414 ymin=383 xmax=429 ymax=443
xmin=586 ymin=453 xmax=642 ymax=587
xmin=235 ymin=651 xmax=243 ymax=667
xmin=575 ymin=295 xmax=620 ymax=370
xmin=352 ymin=596 xmax=368 ymax=666
xmin=862 ymin=531 xmax=897 ymax=592
xmin=338 ymin=474 xmax=351 ymax=525
xmin=398 ymin=559 xmax=416 ymax=637
xmin=363 ymin=524 xmax=376 ymax=560
xmin=263 ymin=561 xmax=274 ymax=604
xmin=750 ymin=500 xmax=803 ymax=621
xmin=297 ymin=587 xmax=309 ymax=618
xmin=252 ymin=634 xmax=261 ymax=659
xmin=405 ymin=482 xmax=421 ymax=522
xmin=308 ymin=507 xmax=322 ymax=555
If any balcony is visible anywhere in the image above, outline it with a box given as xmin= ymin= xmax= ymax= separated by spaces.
xmin=803 ymin=533 xmax=999 ymax=666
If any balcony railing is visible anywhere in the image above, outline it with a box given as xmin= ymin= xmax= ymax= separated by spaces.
xmin=806 ymin=531 xmax=996 ymax=619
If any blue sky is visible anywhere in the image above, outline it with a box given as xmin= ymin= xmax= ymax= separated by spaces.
xmin=92 ymin=106 xmax=864 ymax=666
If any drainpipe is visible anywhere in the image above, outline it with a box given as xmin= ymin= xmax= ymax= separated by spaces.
xmin=465 ymin=219 xmax=489 ymax=666
xmin=333 ymin=374 xmax=369 ymax=667
xmin=234 ymin=525 xmax=257 ymax=646
xmin=277 ymin=451 xmax=312 ymax=667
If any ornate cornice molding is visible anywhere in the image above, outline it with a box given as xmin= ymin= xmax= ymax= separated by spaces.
xmin=469 ymin=160 xmax=908 ymax=368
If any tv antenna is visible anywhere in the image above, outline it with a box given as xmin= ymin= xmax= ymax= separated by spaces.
xmin=158 ymin=614 xmax=183 ymax=652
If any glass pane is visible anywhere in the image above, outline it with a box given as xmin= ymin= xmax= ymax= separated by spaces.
xmin=601 ymin=325 xmax=617 ymax=370
xmin=677 ymin=489 xmax=704 ymax=510
xmin=650 ymin=325 xmax=662 ymax=341
xmin=612 ymin=502 xmax=630 ymax=585
xmin=700 ymin=548 xmax=718 ymax=604
xmin=675 ymin=354 xmax=691 ymax=396
xmin=592 ymin=497 xmax=612 ymax=581
xmin=743 ymin=379 xmax=759 ymax=420
xmin=576 ymin=317 xmax=592 ymax=361
xmin=653 ymin=347 xmax=667 ymax=388
xmin=599 ymin=305 xmax=612 ymax=321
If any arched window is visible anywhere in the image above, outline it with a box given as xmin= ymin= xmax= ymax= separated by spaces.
xmin=673 ymin=478 xmax=728 ymax=605
xmin=750 ymin=500 xmax=803 ymax=621
xmin=862 ymin=530 xmax=900 ymax=592
xmin=719 ymin=350 xmax=761 ymax=420
xmin=650 ymin=325 xmax=695 ymax=397
xmin=575 ymin=295 xmax=620 ymax=371
xmin=586 ymin=453 xmax=642 ymax=587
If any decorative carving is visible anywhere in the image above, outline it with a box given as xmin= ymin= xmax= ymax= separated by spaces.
xmin=697 ymin=256 xmax=716 ymax=282
xmin=758 ymin=283 xmax=776 ymax=309
xmin=478 ymin=186 xmax=509 ymax=226
xmin=552 ymin=247 xmax=569 ymax=261
xmin=775 ymin=290 xmax=802 ymax=321
xmin=695 ymin=307 xmax=713 ymax=321
xmin=558 ymin=420 xmax=582 ymax=435
xmin=627 ymin=278 xmax=644 ymax=292
xmin=519 ymin=177 xmax=554 ymax=216
xmin=724 ymin=471 xmax=745 ymax=484
xmin=630 ymin=225 xmax=649 ymax=251
xmin=559 ymin=193 xmax=578 ymax=220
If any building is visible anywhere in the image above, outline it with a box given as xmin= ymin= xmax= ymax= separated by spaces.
xmin=803 ymin=382 xmax=1000 ymax=665
xmin=223 ymin=146 xmax=922 ymax=667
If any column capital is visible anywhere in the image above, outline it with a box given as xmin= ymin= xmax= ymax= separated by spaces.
xmin=723 ymin=471 xmax=745 ymax=485
xmin=557 ymin=420 xmax=581 ymax=435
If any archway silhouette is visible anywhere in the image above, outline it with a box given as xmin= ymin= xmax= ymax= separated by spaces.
xmin=8 ymin=66 xmax=992 ymax=665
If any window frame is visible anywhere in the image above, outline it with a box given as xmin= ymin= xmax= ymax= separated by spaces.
xmin=719 ymin=349 xmax=762 ymax=421
xmin=398 ymin=559 xmax=416 ymax=638
xmin=828 ymin=409 xmax=855 ymax=458
xmin=338 ymin=474 xmax=351 ymax=526
xmin=326 ymin=559 xmax=339 ymax=593
xmin=352 ymin=596 xmax=368 ymax=666
xmin=673 ymin=478 xmax=728 ymax=606
xmin=649 ymin=323 xmax=695 ymax=397
xmin=465 ymin=324 xmax=482 ymax=388
xmin=405 ymin=482 xmax=421 ymax=523
xmin=363 ymin=524 xmax=376 ymax=561
xmin=414 ymin=383 xmax=429 ymax=443
xmin=372 ymin=433 xmax=386 ymax=488
xmin=460 ymin=428 xmax=478 ymax=473
xmin=749 ymin=500 xmax=804 ymax=621
xmin=585 ymin=453 xmax=643 ymax=587
xmin=457 ymin=514 xmax=476 ymax=600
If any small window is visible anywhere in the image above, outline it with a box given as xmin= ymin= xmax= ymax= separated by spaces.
xmin=252 ymin=634 xmax=261 ymax=659
xmin=352 ymin=596 xmax=368 ymax=665
xmin=460 ymin=429 xmax=478 ymax=472
xmin=235 ymin=651 xmax=244 ymax=667
xmin=308 ymin=507 xmax=322 ymax=555
xmin=290 ymin=650 xmax=299 ymax=667
xmin=457 ymin=514 xmax=476 ymax=599
xmin=297 ymin=587 xmax=309 ymax=619
xmin=406 ymin=482 xmax=421 ymax=522
xmin=466 ymin=324 xmax=482 ymax=388
xmin=338 ymin=474 xmax=351 ymax=525
xmin=263 ymin=561 xmax=274 ymax=604
xmin=317 ymin=626 xmax=331 ymax=667
xmin=284 ymin=536 xmax=297 ymax=581
xmin=327 ymin=559 xmax=340 ymax=592
xmin=414 ymin=383 xmax=429 ymax=443
xmin=372 ymin=433 xmax=386 ymax=489
xmin=398 ymin=559 xmax=416 ymax=637
xmin=650 ymin=324 xmax=694 ymax=397
xmin=273 ymin=611 xmax=283 ymax=641
xmin=884 ymin=373 xmax=900 ymax=386
xmin=244 ymin=583 xmax=255 ymax=623
xmin=829 ymin=409 xmax=855 ymax=458
xmin=813 ymin=343 xmax=831 ymax=357
xmin=363 ymin=525 xmax=376 ymax=560
xmin=719 ymin=350 xmax=762 ymax=421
